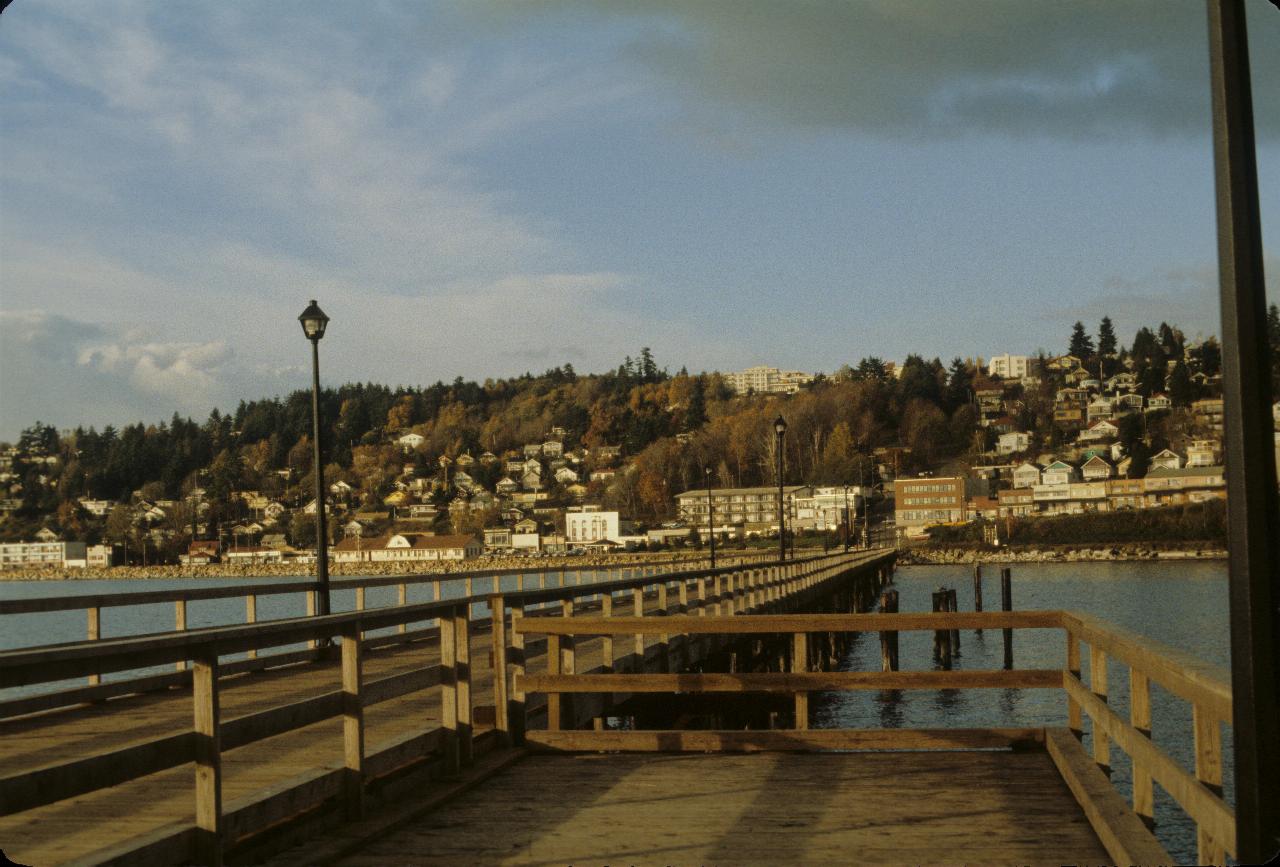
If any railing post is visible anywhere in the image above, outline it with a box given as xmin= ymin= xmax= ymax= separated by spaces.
xmin=176 ymin=600 xmax=188 ymax=671
xmin=397 ymin=583 xmax=408 ymax=633
xmin=631 ymin=588 xmax=644 ymax=669
xmin=456 ymin=603 xmax=473 ymax=766
xmin=440 ymin=607 xmax=459 ymax=775
xmin=489 ymin=595 xmax=510 ymax=744
xmin=1089 ymin=645 xmax=1110 ymax=774
xmin=87 ymin=606 xmax=101 ymax=685
xmin=192 ymin=650 xmax=222 ymax=867
xmin=546 ymin=631 xmax=562 ymax=731
xmin=561 ymin=599 xmax=575 ymax=726
xmin=1066 ymin=631 xmax=1082 ymax=739
xmin=306 ymin=590 xmax=317 ymax=649
xmin=1130 ymin=667 xmax=1154 ymax=829
xmin=245 ymin=595 xmax=258 ymax=659
xmin=510 ymin=604 xmax=526 ymax=744
xmin=657 ymin=581 xmax=670 ymax=671
xmin=601 ymin=592 xmax=615 ymax=672
xmin=792 ymin=632 xmax=808 ymax=730
xmin=340 ymin=622 xmax=364 ymax=820
xmin=1194 ymin=704 xmax=1225 ymax=865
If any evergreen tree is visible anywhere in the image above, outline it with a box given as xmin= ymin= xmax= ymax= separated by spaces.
xmin=1098 ymin=316 xmax=1117 ymax=358
xmin=944 ymin=358 xmax=972 ymax=412
xmin=1068 ymin=321 xmax=1094 ymax=360
xmin=685 ymin=375 xmax=708 ymax=430
xmin=1167 ymin=360 xmax=1195 ymax=406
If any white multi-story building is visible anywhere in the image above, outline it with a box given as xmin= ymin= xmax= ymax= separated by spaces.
xmin=988 ymin=354 xmax=1038 ymax=381
xmin=792 ymin=486 xmax=864 ymax=531
xmin=0 ymin=541 xmax=89 ymax=569
xmin=676 ymin=485 xmax=812 ymax=533
xmin=565 ymin=509 xmax=620 ymax=544
xmin=726 ymin=366 xmax=813 ymax=395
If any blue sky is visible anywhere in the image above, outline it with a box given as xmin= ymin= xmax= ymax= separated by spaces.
xmin=1 ymin=1 xmax=1278 ymax=439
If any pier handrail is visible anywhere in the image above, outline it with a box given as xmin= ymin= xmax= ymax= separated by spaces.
xmin=0 ymin=550 xmax=884 ymax=866
xmin=515 ymin=608 xmax=1234 ymax=865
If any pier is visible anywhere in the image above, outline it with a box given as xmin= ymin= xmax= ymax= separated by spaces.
xmin=0 ymin=548 xmax=1240 ymax=865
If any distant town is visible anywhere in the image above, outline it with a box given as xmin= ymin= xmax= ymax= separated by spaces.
xmin=3 ymin=311 xmax=1279 ymax=572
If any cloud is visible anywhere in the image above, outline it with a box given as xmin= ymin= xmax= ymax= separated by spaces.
xmin=474 ymin=0 xmax=1279 ymax=140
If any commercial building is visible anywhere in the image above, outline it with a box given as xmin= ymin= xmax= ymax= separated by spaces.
xmin=987 ymin=354 xmax=1039 ymax=381
xmin=675 ymin=485 xmax=812 ymax=534
xmin=894 ymin=477 xmax=965 ymax=535
xmin=0 ymin=541 xmax=89 ymax=569
xmin=331 ymin=533 xmax=482 ymax=563
xmin=565 ymin=509 xmax=620 ymax=544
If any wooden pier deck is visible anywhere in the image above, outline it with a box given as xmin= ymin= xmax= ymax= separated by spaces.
xmin=0 ymin=550 xmax=1239 ymax=866
xmin=331 ymin=750 xmax=1110 ymax=866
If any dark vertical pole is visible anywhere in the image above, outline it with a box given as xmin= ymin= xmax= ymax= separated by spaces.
xmin=1000 ymin=567 xmax=1013 ymax=670
xmin=706 ymin=476 xmax=716 ymax=570
xmin=878 ymin=588 xmax=899 ymax=672
xmin=1207 ymin=3 xmax=1280 ymax=861
xmin=777 ymin=435 xmax=786 ymax=563
xmin=310 ymin=337 xmax=331 ymax=617
xmin=947 ymin=588 xmax=960 ymax=656
xmin=973 ymin=562 xmax=983 ymax=636
xmin=932 ymin=588 xmax=951 ymax=670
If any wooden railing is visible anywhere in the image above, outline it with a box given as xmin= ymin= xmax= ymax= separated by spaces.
xmin=0 ymin=551 xmax=776 ymax=717
xmin=0 ymin=550 xmax=888 ymax=865
xmin=514 ymin=609 xmax=1235 ymax=866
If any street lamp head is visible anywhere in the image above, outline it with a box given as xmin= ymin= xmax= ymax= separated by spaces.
xmin=774 ymin=415 xmax=788 ymax=437
xmin=298 ymin=299 xmax=329 ymax=341
xmin=705 ymin=466 xmax=713 ymax=478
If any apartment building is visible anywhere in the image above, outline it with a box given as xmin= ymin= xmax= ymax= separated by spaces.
xmin=676 ymin=485 xmax=812 ymax=533
xmin=726 ymin=366 xmax=814 ymax=395
xmin=987 ymin=354 xmax=1039 ymax=381
xmin=894 ymin=476 xmax=965 ymax=535
xmin=0 ymin=541 xmax=89 ymax=569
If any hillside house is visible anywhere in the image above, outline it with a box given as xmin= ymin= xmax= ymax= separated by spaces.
xmin=331 ymin=533 xmax=482 ymax=563
xmin=397 ymin=432 xmax=425 ymax=451
xmin=1147 ymin=393 xmax=1172 ymax=412
xmin=1080 ymin=455 xmax=1114 ymax=481
xmin=1041 ymin=461 xmax=1079 ymax=486
xmin=1150 ymin=449 xmax=1183 ymax=471
xmin=997 ymin=431 xmax=1031 ymax=455
xmin=1012 ymin=462 xmax=1042 ymax=489
xmin=1079 ymin=420 xmax=1119 ymax=443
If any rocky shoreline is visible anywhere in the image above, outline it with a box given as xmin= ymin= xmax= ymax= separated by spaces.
xmin=897 ymin=544 xmax=1227 ymax=565
xmin=0 ymin=550 xmax=755 ymax=582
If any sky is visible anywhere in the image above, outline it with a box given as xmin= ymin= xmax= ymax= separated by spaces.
xmin=1 ymin=1 xmax=1278 ymax=440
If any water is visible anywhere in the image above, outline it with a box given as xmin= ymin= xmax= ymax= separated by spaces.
xmin=812 ymin=561 xmax=1231 ymax=864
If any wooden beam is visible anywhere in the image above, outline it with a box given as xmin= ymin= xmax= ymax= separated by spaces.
xmin=193 ymin=652 xmax=222 ymax=867
xmin=792 ymin=633 xmax=808 ymax=729
xmin=455 ymin=604 xmax=472 ymax=767
xmin=439 ymin=608 xmax=458 ymax=775
xmin=1044 ymin=727 xmax=1171 ymax=866
xmin=1195 ymin=703 xmax=1226 ymax=865
xmin=512 ymin=610 xmax=1063 ymax=636
xmin=525 ymin=727 xmax=1045 ymax=753
xmin=1130 ymin=667 xmax=1154 ymax=828
xmin=489 ymin=595 xmax=509 ymax=742
xmin=340 ymin=624 xmax=364 ymax=820
xmin=518 ymin=669 xmax=1063 ymax=694
xmin=1090 ymin=644 xmax=1111 ymax=773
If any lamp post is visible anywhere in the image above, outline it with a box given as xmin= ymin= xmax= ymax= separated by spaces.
xmin=298 ymin=300 xmax=332 ymax=618
xmin=774 ymin=415 xmax=787 ymax=562
xmin=705 ymin=466 xmax=716 ymax=570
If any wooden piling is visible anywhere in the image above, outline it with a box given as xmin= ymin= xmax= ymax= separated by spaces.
xmin=931 ymin=589 xmax=952 ymax=670
xmin=878 ymin=588 xmax=899 ymax=672
xmin=1000 ymin=567 xmax=1013 ymax=670
xmin=947 ymin=588 xmax=961 ymax=656
xmin=973 ymin=563 xmax=983 ymax=635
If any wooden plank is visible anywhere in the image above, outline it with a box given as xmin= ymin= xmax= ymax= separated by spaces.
xmin=175 ymin=600 xmax=188 ymax=671
xmin=439 ymin=608 xmax=458 ymax=775
xmin=792 ymin=633 xmax=808 ymax=730
xmin=1130 ymin=667 xmax=1154 ymax=828
xmin=341 ymin=625 xmax=364 ymax=820
xmin=220 ymin=691 xmax=344 ymax=752
xmin=87 ymin=606 xmax=101 ymax=685
xmin=1060 ymin=611 xmax=1232 ymax=722
xmin=1043 ymin=726 xmax=1171 ymax=866
xmin=525 ymin=727 xmax=1045 ymax=753
xmin=455 ymin=605 xmax=472 ymax=767
xmin=220 ymin=765 xmax=344 ymax=846
xmin=1194 ymin=703 xmax=1225 ymax=865
xmin=0 ymin=730 xmax=196 ymax=814
xmin=512 ymin=610 xmax=1064 ymax=636
xmin=1066 ymin=630 xmax=1082 ymax=736
xmin=489 ymin=596 xmax=509 ymax=740
xmin=1063 ymin=672 xmax=1236 ymax=857
xmin=546 ymin=633 xmax=561 ymax=732
xmin=509 ymin=605 xmax=526 ymax=744
xmin=245 ymin=595 xmax=258 ymax=659
xmin=1089 ymin=644 xmax=1110 ymax=772
xmin=0 ymin=669 xmax=189 ymax=719
xmin=518 ymin=669 xmax=1063 ymax=694
xmin=193 ymin=653 xmax=223 ymax=867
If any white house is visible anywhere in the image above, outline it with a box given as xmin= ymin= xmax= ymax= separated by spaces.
xmin=1086 ymin=398 xmax=1115 ymax=422
xmin=1079 ymin=420 xmax=1120 ymax=443
xmin=1080 ymin=455 xmax=1114 ymax=481
xmin=331 ymin=533 xmax=481 ymax=563
xmin=1185 ymin=439 xmax=1221 ymax=467
xmin=987 ymin=354 xmax=1037 ymax=381
xmin=1147 ymin=393 xmax=1173 ymax=412
xmin=554 ymin=467 xmax=579 ymax=484
xmin=1041 ymin=460 xmax=1079 ymax=486
xmin=1012 ymin=462 xmax=1042 ymax=489
xmin=542 ymin=440 xmax=564 ymax=458
xmin=996 ymin=431 xmax=1031 ymax=455
xmin=1150 ymin=449 xmax=1183 ymax=471
xmin=397 ymin=432 xmax=425 ymax=451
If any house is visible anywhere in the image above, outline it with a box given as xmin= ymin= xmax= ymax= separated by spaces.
xmin=565 ymin=510 xmax=620 ymax=543
xmin=1107 ymin=478 xmax=1144 ymax=510
xmin=1012 ymin=462 xmax=1042 ymax=489
xmin=1086 ymin=398 xmax=1115 ymax=423
xmin=521 ymin=471 xmax=543 ymax=491
xmin=500 ymin=507 xmax=525 ymax=523
xmin=1080 ymin=455 xmax=1114 ymax=481
xmin=496 ymin=477 xmax=519 ymax=495
xmin=383 ymin=490 xmax=409 ymax=507
xmin=1064 ymin=367 xmax=1092 ymax=386
xmin=342 ymin=519 xmax=365 ymax=538
xmin=78 ymin=499 xmax=116 ymax=517
xmin=566 ymin=483 xmax=588 ymax=500
xmin=1186 ymin=439 xmax=1221 ymax=467
xmin=484 ymin=527 xmax=513 ymax=551
xmin=554 ymin=467 xmax=579 ymax=484
xmin=996 ymin=431 xmax=1031 ymax=455
xmin=261 ymin=533 xmax=289 ymax=551
xmin=329 ymin=480 xmax=354 ymax=498
xmin=455 ymin=452 xmax=476 ymax=469
xmin=263 ymin=501 xmax=287 ymax=523
xmin=1046 ymin=354 xmax=1083 ymax=372
xmin=1143 ymin=466 xmax=1226 ymax=508
xmin=1149 ymin=449 xmax=1183 ymax=471
xmin=967 ymin=496 xmax=1000 ymax=520
xmin=591 ymin=445 xmax=622 ymax=462
xmin=523 ymin=457 xmax=543 ymax=476
xmin=512 ymin=516 xmax=539 ymax=534
xmin=35 ymin=526 xmax=60 ymax=543
xmin=182 ymin=540 xmax=221 ymax=565
xmin=1116 ymin=455 xmax=1132 ymax=478
xmin=397 ymin=432 xmax=425 ymax=451
xmin=303 ymin=498 xmax=332 ymax=516
xmin=1191 ymin=398 xmax=1225 ymax=427
xmin=479 ymin=451 xmax=499 ymax=465
xmin=589 ymin=469 xmax=617 ymax=483
xmin=1106 ymin=372 xmax=1138 ymax=392
xmin=331 ymin=533 xmax=482 ymax=563
xmin=505 ymin=458 xmax=526 ymax=475
xmin=1146 ymin=393 xmax=1172 ymax=412
xmin=1114 ymin=393 xmax=1145 ymax=414
xmin=523 ymin=444 xmax=543 ymax=458
xmin=997 ymin=488 xmax=1035 ymax=517
xmin=542 ymin=440 xmax=564 ymax=458
xmin=223 ymin=546 xmax=284 ymax=564
xmin=1079 ymin=420 xmax=1120 ymax=443
xmin=1041 ymin=461 xmax=1079 ymax=486
xmin=404 ymin=503 xmax=437 ymax=519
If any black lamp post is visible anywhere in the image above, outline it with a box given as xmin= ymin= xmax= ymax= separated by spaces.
xmin=299 ymin=300 xmax=332 ymax=618
xmin=774 ymin=415 xmax=787 ymax=562
xmin=705 ymin=465 xmax=716 ymax=570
